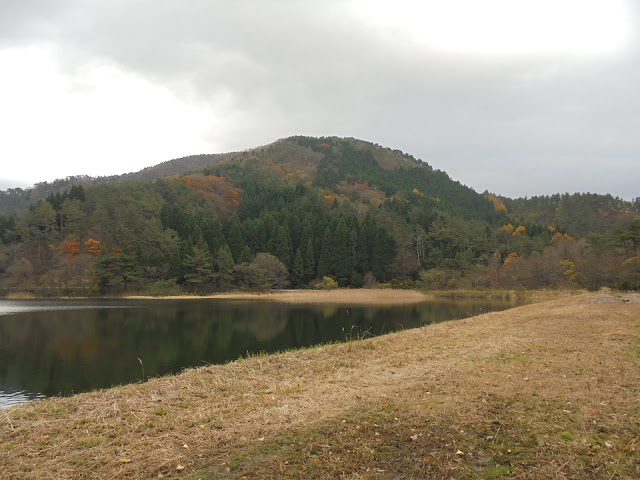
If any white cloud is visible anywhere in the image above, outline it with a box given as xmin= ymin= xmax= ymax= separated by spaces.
xmin=0 ymin=45 xmax=218 ymax=184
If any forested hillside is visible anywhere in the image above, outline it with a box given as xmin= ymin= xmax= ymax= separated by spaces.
xmin=0 ymin=136 xmax=638 ymax=296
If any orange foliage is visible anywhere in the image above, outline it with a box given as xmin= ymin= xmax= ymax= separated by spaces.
xmin=548 ymin=226 xmax=556 ymax=233
xmin=338 ymin=183 xmax=384 ymax=205
xmin=430 ymin=197 xmax=441 ymax=203
xmin=552 ymin=232 xmax=575 ymax=243
xmin=110 ymin=247 xmax=122 ymax=257
xmin=318 ymin=143 xmax=331 ymax=149
xmin=502 ymin=252 xmax=520 ymax=268
xmin=512 ymin=225 xmax=526 ymax=236
xmin=412 ymin=188 xmax=424 ymax=197
xmin=179 ymin=174 xmax=241 ymax=215
xmin=484 ymin=194 xmax=508 ymax=213
xmin=323 ymin=194 xmax=339 ymax=208
xmin=59 ymin=239 xmax=80 ymax=263
xmin=502 ymin=224 xmax=515 ymax=233
xmin=85 ymin=238 xmax=102 ymax=256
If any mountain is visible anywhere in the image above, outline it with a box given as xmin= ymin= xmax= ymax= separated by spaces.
xmin=0 ymin=153 xmax=235 ymax=218
xmin=0 ymin=136 xmax=638 ymax=294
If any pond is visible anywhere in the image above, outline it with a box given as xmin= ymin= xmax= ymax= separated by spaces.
xmin=0 ymin=296 xmax=525 ymax=409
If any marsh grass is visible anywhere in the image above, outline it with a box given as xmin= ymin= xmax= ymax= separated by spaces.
xmin=2 ymin=294 xmax=640 ymax=479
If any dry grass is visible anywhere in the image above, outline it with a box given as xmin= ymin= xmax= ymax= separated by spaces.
xmin=2 ymin=294 xmax=640 ymax=479
xmin=127 ymin=288 xmax=433 ymax=305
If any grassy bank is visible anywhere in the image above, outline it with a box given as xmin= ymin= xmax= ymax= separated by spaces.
xmin=126 ymin=288 xmax=433 ymax=305
xmin=2 ymin=294 xmax=640 ymax=479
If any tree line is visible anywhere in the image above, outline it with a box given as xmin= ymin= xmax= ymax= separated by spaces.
xmin=0 ymin=137 xmax=638 ymax=295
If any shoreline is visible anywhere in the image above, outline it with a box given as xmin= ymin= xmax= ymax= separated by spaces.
xmin=125 ymin=288 xmax=434 ymax=305
xmin=2 ymin=288 xmax=580 ymax=304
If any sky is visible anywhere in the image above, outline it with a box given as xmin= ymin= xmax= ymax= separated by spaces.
xmin=0 ymin=0 xmax=638 ymax=200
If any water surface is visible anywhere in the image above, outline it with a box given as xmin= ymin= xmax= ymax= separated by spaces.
xmin=0 ymin=296 xmax=524 ymax=408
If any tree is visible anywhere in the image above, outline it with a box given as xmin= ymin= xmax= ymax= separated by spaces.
xmin=215 ymin=244 xmax=235 ymax=290
xmin=372 ymin=226 xmax=395 ymax=282
xmin=291 ymin=248 xmax=304 ymax=287
xmin=274 ymin=226 xmax=293 ymax=269
xmin=59 ymin=238 xmax=80 ymax=264
xmin=238 ymin=245 xmax=253 ymax=264
xmin=303 ymin=238 xmax=315 ymax=282
xmin=317 ymin=227 xmax=333 ymax=278
xmin=227 ymin=218 xmax=245 ymax=263
xmin=251 ymin=253 xmax=288 ymax=289
xmin=183 ymin=241 xmax=214 ymax=293
xmin=85 ymin=238 xmax=103 ymax=256
xmin=333 ymin=217 xmax=351 ymax=285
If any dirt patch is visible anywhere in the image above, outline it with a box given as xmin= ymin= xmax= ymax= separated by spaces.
xmin=623 ymin=293 xmax=640 ymax=303
xmin=586 ymin=293 xmax=624 ymax=303
xmin=3 ymin=294 xmax=640 ymax=479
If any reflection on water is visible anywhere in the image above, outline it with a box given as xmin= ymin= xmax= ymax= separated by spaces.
xmin=0 ymin=296 xmax=525 ymax=409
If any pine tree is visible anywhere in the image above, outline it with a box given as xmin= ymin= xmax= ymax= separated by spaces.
xmin=183 ymin=241 xmax=214 ymax=293
xmin=216 ymin=244 xmax=235 ymax=290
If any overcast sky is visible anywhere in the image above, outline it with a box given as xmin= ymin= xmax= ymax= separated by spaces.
xmin=0 ymin=0 xmax=638 ymax=200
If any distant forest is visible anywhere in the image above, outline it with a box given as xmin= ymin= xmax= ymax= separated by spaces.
xmin=0 ymin=136 xmax=638 ymax=296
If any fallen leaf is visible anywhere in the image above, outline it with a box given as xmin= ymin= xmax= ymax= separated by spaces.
xmin=121 ymin=458 xmax=131 ymax=463
xmin=456 ymin=450 xmax=464 ymax=456
xmin=176 ymin=464 xmax=185 ymax=471
xmin=410 ymin=434 xmax=419 ymax=441
xmin=183 ymin=443 xmax=189 ymax=449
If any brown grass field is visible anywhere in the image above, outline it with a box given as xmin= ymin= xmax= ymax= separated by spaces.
xmin=2 ymin=292 xmax=639 ymax=479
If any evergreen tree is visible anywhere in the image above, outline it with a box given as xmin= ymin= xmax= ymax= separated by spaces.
xmin=303 ymin=237 xmax=316 ymax=281
xmin=274 ymin=225 xmax=293 ymax=269
xmin=372 ymin=226 xmax=395 ymax=282
xmin=333 ymin=217 xmax=351 ymax=284
xmin=238 ymin=245 xmax=253 ymax=264
xmin=227 ymin=218 xmax=245 ymax=263
xmin=216 ymin=244 xmax=235 ymax=290
xmin=292 ymin=248 xmax=304 ymax=287
xmin=183 ymin=240 xmax=214 ymax=293
xmin=317 ymin=227 xmax=333 ymax=278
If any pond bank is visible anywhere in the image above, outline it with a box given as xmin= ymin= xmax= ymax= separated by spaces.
xmin=3 ymin=293 xmax=639 ymax=479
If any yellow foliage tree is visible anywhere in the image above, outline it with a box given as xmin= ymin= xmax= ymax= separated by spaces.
xmin=484 ymin=193 xmax=508 ymax=213
xmin=85 ymin=238 xmax=102 ymax=256
xmin=560 ymin=259 xmax=577 ymax=282
xmin=512 ymin=225 xmax=526 ymax=236
xmin=502 ymin=252 xmax=520 ymax=268
xmin=552 ymin=232 xmax=574 ymax=243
